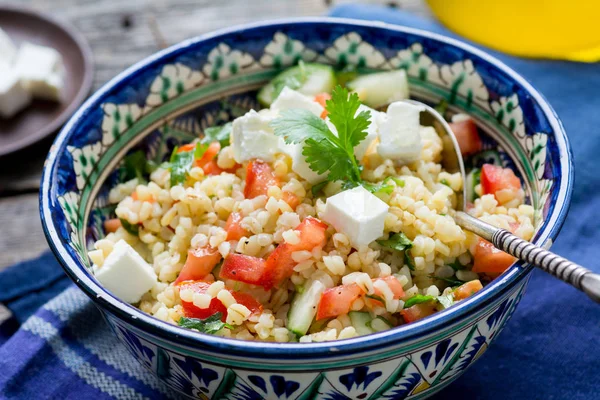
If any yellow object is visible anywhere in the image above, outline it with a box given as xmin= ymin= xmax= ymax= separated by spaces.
xmin=426 ymin=0 xmax=600 ymax=62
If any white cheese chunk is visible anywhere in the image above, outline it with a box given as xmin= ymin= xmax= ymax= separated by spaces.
xmin=271 ymin=86 xmax=324 ymax=117
xmin=321 ymin=186 xmax=389 ymax=248
xmin=0 ymin=69 xmax=32 ymax=118
xmin=231 ymin=109 xmax=284 ymax=163
xmin=377 ymin=101 xmax=423 ymax=164
xmin=0 ymin=28 xmax=17 ymax=63
xmin=13 ymin=42 xmax=66 ymax=101
xmin=94 ymin=240 xmax=157 ymax=304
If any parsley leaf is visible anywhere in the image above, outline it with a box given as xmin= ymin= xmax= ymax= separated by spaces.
xmin=178 ymin=313 xmax=233 ymax=334
xmin=169 ymin=143 xmax=208 ymax=186
xmin=119 ymin=218 xmax=139 ymax=235
xmin=271 ymin=85 xmax=371 ymax=186
xmin=404 ymin=250 xmax=416 ymax=271
xmin=404 ymin=294 xmax=435 ymax=308
xmin=363 ymin=177 xmax=405 ymax=195
xmin=448 ymin=260 xmax=465 ymax=271
xmin=202 ymin=122 xmax=232 ymax=147
xmin=434 ymin=276 xmax=466 ymax=286
xmin=311 ymin=181 xmax=328 ymax=197
xmin=120 ymin=150 xmax=156 ymax=183
xmin=377 ymin=232 xmax=413 ymax=252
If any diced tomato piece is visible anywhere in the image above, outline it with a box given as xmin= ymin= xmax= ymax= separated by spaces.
xmin=202 ymin=160 xmax=224 ymax=176
xmin=231 ymin=292 xmax=263 ymax=316
xmin=104 ymin=218 xmax=122 ymax=233
xmin=219 ymin=254 xmax=267 ymax=285
xmin=177 ymin=143 xmax=196 ymax=153
xmin=178 ymin=281 xmax=228 ymax=321
xmin=282 ymin=191 xmax=301 ymax=210
xmin=453 ymin=279 xmax=483 ymax=301
xmin=314 ymin=93 xmax=331 ymax=119
xmin=262 ymin=217 xmax=328 ymax=289
xmin=196 ymin=142 xmax=221 ymax=168
xmin=480 ymin=164 xmax=522 ymax=201
xmin=175 ymin=247 xmax=222 ymax=284
xmin=401 ymin=302 xmax=437 ymax=323
xmin=373 ymin=276 xmax=405 ymax=299
xmin=178 ymin=280 xmax=262 ymax=321
xmin=449 ymin=119 xmax=482 ymax=157
xmin=225 ymin=212 xmax=248 ymax=241
xmin=244 ymin=160 xmax=279 ymax=199
xmin=472 ymin=238 xmax=516 ymax=275
xmin=316 ymin=284 xmax=363 ymax=320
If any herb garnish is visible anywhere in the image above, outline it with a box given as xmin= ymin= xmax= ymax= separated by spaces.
xmin=178 ymin=313 xmax=233 ymax=334
xmin=202 ymin=123 xmax=232 ymax=147
xmin=403 ymin=294 xmax=435 ymax=308
xmin=377 ymin=232 xmax=413 ymax=252
xmin=120 ymin=150 xmax=156 ymax=183
xmin=119 ymin=218 xmax=139 ymax=235
xmin=169 ymin=142 xmax=208 ymax=186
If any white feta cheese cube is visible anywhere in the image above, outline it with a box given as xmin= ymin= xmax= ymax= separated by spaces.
xmin=377 ymin=101 xmax=423 ymax=164
xmin=321 ymin=185 xmax=389 ymax=248
xmin=13 ymin=42 xmax=66 ymax=101
xmin=94 ymin=240 xmax=157 ymax=304
xmin=271 ymin=86 xmax=324 ymax=117
xmin=231 ymin=109 xmax=284 ymax=163
xmin=0 ymin=69 xmax=32 ymax=118
xmin=0 ymin=28 xmax=17 ymax=63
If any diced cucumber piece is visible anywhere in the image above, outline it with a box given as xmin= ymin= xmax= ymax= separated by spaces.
xmin=258 ymin=63 xmax=336 ymax=106
xmin=349 ymin=311 xmax=375 ymax=336
xmin=347 ymin=69 xmax=409 ymax=109
xmin=465 ymin=168 xmax=481 ymax=202
xmin=370 ymin=316 xmax=393 ymax=332
xmin=287 ymin=279 xmax=326 ymax=337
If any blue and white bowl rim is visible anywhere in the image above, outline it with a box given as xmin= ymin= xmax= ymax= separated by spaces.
xmin=40 ymin=17 xmax=574 ymax=361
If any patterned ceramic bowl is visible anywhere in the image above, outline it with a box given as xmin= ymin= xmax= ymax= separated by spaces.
xmin=40 ymin=18 xmax=573 ymax=399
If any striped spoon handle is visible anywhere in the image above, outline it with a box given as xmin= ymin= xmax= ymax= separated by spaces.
xmin=456 ymin=212 xmax=600 ymax=303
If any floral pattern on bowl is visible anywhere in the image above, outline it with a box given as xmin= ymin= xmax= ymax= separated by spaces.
xmin=41 ymin=19 xmax=572 ymax=399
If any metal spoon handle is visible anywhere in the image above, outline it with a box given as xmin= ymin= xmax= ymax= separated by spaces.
xmin=456 ymin=212 xmax=600 ymax=303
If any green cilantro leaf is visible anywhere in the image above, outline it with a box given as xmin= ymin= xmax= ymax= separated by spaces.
xmin=178 ymin=313 xmax=233 ymax=334
xmin=169 ymin=143 xmax=208 ymax=186
xmin=448 ymin=260 xmax=465 ymax=271
xmin=120 ymin=150 xmax=156 ymax=183
xmin=377 ymin=232 xmax=413 ymax=252
xmin=403 ymin=294 xmax=435 ymax=308
xmin=311 ymin=181 xmax=328 ymax=197
xmin=435 ymin=276 xmax=466 ymax=286
xmin=271 ymin=85 xmax=371 ymax=187
xmin=404 ymin=250 xmax=416 ymax=271
xmin=363 ymin=177 xmax=405 ymax=195
xmin=327 ymin=86 xmax=371 ymax=151
xmin=119 ymin=218 xmax=139 ymax=235
xmin=202 ymin=122 xmax=232 ymax=147
xmin=366 ymin=294 xmax=385 ymax=303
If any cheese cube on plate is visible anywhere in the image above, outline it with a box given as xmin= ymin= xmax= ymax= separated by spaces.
xmin=377 ymin=101 xmax=423 ymax=164
xmin=321 ymin=185 xmax=389 ymax=248
xmin=282 ymin=141 xmax=326 ymax=184
xmin=13 ymin=42 xmax=66 ymax=101
xmin=0 ymin=28 xmax=17 ymax=63
xmin=231 ymin=109 xmax=285 ymax=163
xmin=0 ymin=69 xmax=32 ymax=118
xmin=94 ymin=240 xmax=157 ymax=304
xmin=271 ymin=86 xmax=324 ymax=117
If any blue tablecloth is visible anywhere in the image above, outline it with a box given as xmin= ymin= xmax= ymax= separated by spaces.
xmin=1 ymin=4 xmax=599 ymax=399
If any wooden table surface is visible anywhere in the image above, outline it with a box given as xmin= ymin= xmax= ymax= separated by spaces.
xmin=0 ymin=0 xmax=429 ymax=271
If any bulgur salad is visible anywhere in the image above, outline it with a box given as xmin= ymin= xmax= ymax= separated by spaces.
xmin=89 ymin=63 xmax=534 ymax=343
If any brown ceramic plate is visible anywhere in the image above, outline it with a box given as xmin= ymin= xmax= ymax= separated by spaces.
xmin=0 ymin=5 xmax=93 ymax=156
